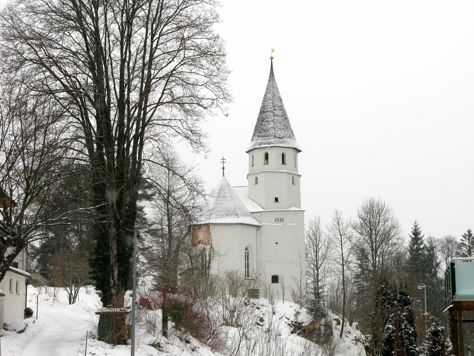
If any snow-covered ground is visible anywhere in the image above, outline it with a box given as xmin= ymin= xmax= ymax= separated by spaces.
xmin=0 ymin=286 xmax=366 ymax=355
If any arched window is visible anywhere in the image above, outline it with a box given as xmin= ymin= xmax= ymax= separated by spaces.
xmin=264 ymin=152 xmax=269 ymax=165
xmin=244 ymin=247 xmax=250 ymax=278
xmin=15 ymin=281 xmax=19 ymax=294
xmin=251 ymin=155 xmax=254 ymax=167
xmin=292 ymin=176 xmax=295 ymax=185
xmin=254 ymin=176 xmax=258 ymax=185
xmin=294 ymin=153 xmax=297 ymax=167
xmin=281 ymin=153 xmax=286 ymax=165
xmin=9 ymin=278 xmax=12 ymax=293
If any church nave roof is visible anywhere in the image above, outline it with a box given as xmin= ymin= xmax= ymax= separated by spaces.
xmin=200 ymin=178 xmax=261 ymax=227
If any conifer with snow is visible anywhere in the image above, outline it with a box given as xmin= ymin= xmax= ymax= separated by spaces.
xmin=398 ymin=289 xmax=419 ymax=356
xmin=457 ymin=228 xmax=474 ymax=257
xmin=423 ymin=322 xmax=454 ymax=356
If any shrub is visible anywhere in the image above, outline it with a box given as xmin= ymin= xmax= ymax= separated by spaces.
xmin=24 ymin=307 xmax=33 ymax=318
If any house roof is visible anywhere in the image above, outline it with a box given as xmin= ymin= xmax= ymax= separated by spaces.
xmin=200 ymin=178 xmax=261 ymax=227
xmin=247 ymin=58 xmax=300 ymax=152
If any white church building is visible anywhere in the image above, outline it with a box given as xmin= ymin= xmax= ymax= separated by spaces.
xmin=193 ymin=58 xmax=305 ymax=301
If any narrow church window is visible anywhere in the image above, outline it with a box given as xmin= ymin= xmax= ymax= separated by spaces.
xmin=294 ymin=153 xmax=297 ymax=167
xmin=264 ymin=152 xmax=269 ymax=165
xmin=271 ymin=275 xmax=279 ymax=284
xmin=15 ymin=281 xmax=19 ymax=294
xmin=292 ymin=176 xmax=295 ymax=185
xmin=9 ymin=278 xmax=12 ymax=293
xmin=244 ymin=247 xmax=250 ymax=278
xmin=255 ymin=176 xmax=258 ymax=185
xmin=200 ymin=249 xmax=207 ymax=271
xmin=274 ymin=197 xmax=279 ymax=203
xmin=251 ymin=155 xmax=254 ymax=167
xmin=281 ymin=153 xmax=286 ymax=165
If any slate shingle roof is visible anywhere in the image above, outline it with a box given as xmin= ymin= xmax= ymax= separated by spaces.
xmin=247 ymin=59 xmax=300 ymax=152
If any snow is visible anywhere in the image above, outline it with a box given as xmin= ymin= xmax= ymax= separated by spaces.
xmin=233 ymin=186 xmax=264 ymax=212
xmin=247 ymin=60 xmax=301 ymax=153
xmin=0 ymin=286 xmax=366 ymax=356
xmin=200 ymin=178 xmax=261 ymax=226
xmin=4 ymin=319 xmax=27 ymax=332
xmin=9 ymin=266 xmax=31 ymax=277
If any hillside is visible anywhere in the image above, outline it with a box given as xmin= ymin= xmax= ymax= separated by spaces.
xmin=0 ymin=286 xmax=366 ymax=356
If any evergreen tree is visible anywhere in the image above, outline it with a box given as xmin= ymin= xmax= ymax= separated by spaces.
xmin=423 ymin=322 xmax=454 ymax=356
xmin=369 ymin=282 xmax=396 ymax=355
xmin=381 ymin=317 xmax=396 ymax=356
xmin=398 ymin=289 xmax=419 ymax=356
xmin=457 ymin=228 xmax=474 ymax=257
xmin=423 ymin=238 xmax=444 ymax=320
xmin=406 ymin=221 xmax=425 ymax=286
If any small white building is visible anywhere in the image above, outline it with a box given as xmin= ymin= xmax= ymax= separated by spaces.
xmin=0 ymin=190 xmax=30 ymax=327
xmin=193 ymin=59 xmax=305 ymax=301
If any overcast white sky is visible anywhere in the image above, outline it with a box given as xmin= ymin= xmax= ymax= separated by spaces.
xmin=185 ymin=0 xmax=474 ymax=240
xmin=1 ymin=0 xmax=472 ymax=240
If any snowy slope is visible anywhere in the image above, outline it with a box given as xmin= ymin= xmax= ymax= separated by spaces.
xmin=0 ymin=286 xmax=366 ymax=356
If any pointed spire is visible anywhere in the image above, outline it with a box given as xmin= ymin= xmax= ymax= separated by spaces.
xmin=247 ymin=57 xmax=300 ymax=152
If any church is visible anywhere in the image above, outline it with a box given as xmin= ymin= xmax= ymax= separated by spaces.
xmin=193 ymin=58 xmax=305 ymax=301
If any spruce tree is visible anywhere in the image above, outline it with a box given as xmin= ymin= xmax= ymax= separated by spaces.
xmin=423 ymin=238 xmax=444 ymax=320
xmin=398 ymin=289 xmax=419 ymax=356
xmin=457 ymin=228 xmax=474 ymax=257
xmin=381 ymin=317 xmax=396 ymax=356
xmin=423 ymin=322 xmax=454 ymax=356
xmin=406 ymin=221 xmax=425 ymax=285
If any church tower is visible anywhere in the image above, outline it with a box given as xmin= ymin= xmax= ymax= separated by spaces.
xmin=247 ymin=58 xmax=301 ymax=210
xmin=194 ymin=56 xmax=305 ymax=301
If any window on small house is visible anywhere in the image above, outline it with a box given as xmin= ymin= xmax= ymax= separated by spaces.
xmin=15 ymin=281 xmax=19 ymax=294
xmin=9 ymin=278 xmax=12 ymax=293
xmin=244 ymin=247 xmax=250 ymax=278
xmin=281 ymin=153 xmax=286 ymax=165
xmin=271 ymin=275 xmax=279 ymax=284
xmin=255 ymin=176 xmax=258 ymax=185
xmin=264 ymin=152 xmax=269 ymax=165
xmin=292 ymin=176 xmax=295 ymax=185
xmin=251 ymin=155 xmax=254 ymax=167
xmin=274 ymin=197 xmax=279 ymax=203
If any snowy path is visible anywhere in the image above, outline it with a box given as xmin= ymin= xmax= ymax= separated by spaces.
xmin=19 ymin=305 xmax=90 ymax=356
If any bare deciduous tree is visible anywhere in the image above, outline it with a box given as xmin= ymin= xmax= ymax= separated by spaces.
xmin=0 ymin=84 xmax=69 ymax=282
xmin=327 ymin=210 xmax=352 ymax=338
xmin=142 ymin=148 xmax=204 ymax=292
xmin=437 ymin=235 xmax=458 ymax=271
xmin=352 ymin=198 xmax=400 ymax=276
xmin=305 ymin=217 xmax=330 ymax=319
xmin=0 ymin=0 xmax=229 ymax=322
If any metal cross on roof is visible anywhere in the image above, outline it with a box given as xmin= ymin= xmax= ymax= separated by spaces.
xmin=220 ymin=156 xmax=227 ymax=177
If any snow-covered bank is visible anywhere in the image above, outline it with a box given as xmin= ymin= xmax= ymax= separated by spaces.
xmin=0 ymin=286 xmax=366 ymax=355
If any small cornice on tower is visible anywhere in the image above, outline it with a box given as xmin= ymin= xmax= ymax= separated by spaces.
xmin=247 ymin=58 xmax=301 ymax=153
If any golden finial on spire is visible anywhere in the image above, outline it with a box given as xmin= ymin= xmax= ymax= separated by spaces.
xmin=271 ymin=48 xmax=275 ymax=59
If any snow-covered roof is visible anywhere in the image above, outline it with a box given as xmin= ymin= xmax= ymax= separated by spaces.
xmin=233 ymin=186 xmax=263 ymax=213
xmin=247 ymin=59 xmax=301 ymax=153
xmin=200 ymin=178 xmax=261 ymax=227
xmin=9 ymin=266 xmax=30 ymax=278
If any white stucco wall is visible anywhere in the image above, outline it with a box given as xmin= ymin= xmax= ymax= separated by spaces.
xmin=247 ymin=147 xmax=301 ymax=210
xmin=0 ymin=270 xmax=27 ymax=323
xmin=209 ymin=224 xmax=258 ymax=279
xmin=253 ymin=210 xmax=305 ymax=301
xmin=207 ymin=209 xmax=305 ymax=302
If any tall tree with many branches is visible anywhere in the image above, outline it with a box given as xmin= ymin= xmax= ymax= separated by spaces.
xmin=0 ymin=82 xmax=70 ymax=282
xmin=0 ymin=0 xmax=228 ymax=314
